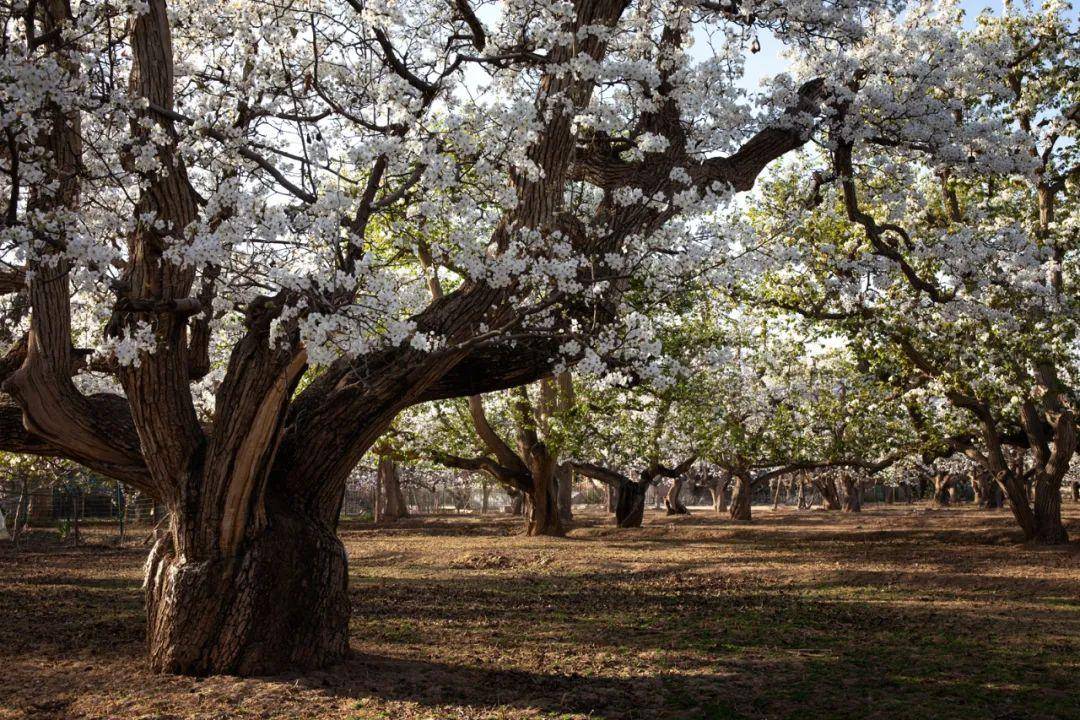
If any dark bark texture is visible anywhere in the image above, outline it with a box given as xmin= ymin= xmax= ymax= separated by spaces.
xmin=145 ymin=510 xmax=348 ymax=676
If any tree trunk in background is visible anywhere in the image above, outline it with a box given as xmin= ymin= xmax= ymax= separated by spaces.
xmin=664 ymin=477 xmax=689 ymax=515
xmin=841 ymin=476 xmax=861 ymax=512
xmin=144 ymin=509 xmax=349 ymax=676
xmin=510 ymin=491 xmax=525 ymax=516
xmin=797 ymin=480 xmax=808 ymax=509
xmin=932 ymin=473 xmax=952 ymax=507
xmin=606 ymin=482 xmax=617 ymax=512
xmin=814 ymin=477 xmax=841 ymax=510
xmin=376 ymin=456 xmax=409 ymax=521
xmin=729 ymin=475 xmax=752 ymax=521
xmin=481 ymin=481 xmax=490 ymax=514
xmin=711 ymin=483 xmax=727 ymax=513
xmin=557 ymin=464 xmax=573 ymax=523
xmin=615 ymin=480 xmax=647 ymax=528
xmin=771 ymin=479 xmax=781 ymax=509
xmin=1071 ymin=481 xmax=1079 ymax=503
xmin=10 ymin=478 xmax=29 ymax=538
xmin=29 ymin=489 xmax=53 ymax=525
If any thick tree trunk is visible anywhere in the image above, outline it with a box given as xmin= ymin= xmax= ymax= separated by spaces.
xmin=557 ymin=464 xmax=574 ymax=523
xmin=1033 ymin=474 xmax=1067 ymax=544
xmin=375 ymin=456 xmax=408 ymax=521
xmin=814 ymin=477 xmax=841 ymax=510
xmin=729 ymin=475 xmax=752 ymax=521
xmin=841 ymin=476 xmax=861 ymax=512
xmin=1071 ymin=481 xmax=1079 ymax=503
xmin=613 ymin=480 xmax=646 ymax=528
xmin=664 ymin=477 xmax=689 ymax=515
xmin=144 ymin=510 xmax=349 ymax=676
xmin=523 ymin=461 xmax=563 ymax=537
xmin=997 ymin=470 xmax=1038 ymax=539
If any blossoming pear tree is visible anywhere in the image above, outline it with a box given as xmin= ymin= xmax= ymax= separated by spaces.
xmin=0 ymin=0 xmax=883 ymax=674
xmin=734 ymin=0 xmax=1078 ymax=542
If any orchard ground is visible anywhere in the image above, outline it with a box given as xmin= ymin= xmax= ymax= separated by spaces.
xmin=2 ymin=504 xmax=1078 ymax=720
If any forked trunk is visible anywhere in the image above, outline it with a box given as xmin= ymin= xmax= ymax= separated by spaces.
xmin=710 ymin=483 xmax=727 ymax=513
xmin=797 ymin=480 xmax=811 ymax=509
xmin=814 ymin=477 xmax=841 ymax=510
xmin=932 ymin=474 xmax=951 ymax=506
xmin=729 ymin=475 xmax=752 ymax=521
xmin=664 ymin=477 xmax=689 ymax=515
xmin=614 ymin=480 xmax=646 ymax=528
xmin=144 ymin=510 xmax=349 ymax=676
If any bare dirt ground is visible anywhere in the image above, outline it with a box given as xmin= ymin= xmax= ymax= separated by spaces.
xmin=2 ymin=504 xmax=1079 ymax=720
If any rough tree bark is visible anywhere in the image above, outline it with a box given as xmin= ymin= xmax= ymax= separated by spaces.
xmin=728 ymin=473 xmax=753 ymax=521
xmin=375 ymin=456 xmax=409 ymax=521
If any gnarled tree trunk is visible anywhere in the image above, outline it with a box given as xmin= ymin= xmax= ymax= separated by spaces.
xmin=664 ymin=477 xmax=689 ymax=515
xmin=814 ymin=476 xmax=841 ymax=510
xmin=729 ymin=474 xmax=752 ymax=521
xmin=1032 ymin=473 xmax=1067 ymax=544
xmin=375 ymin=456 xmax=409 ymax=521
xmin=932 ymin=473 xmax=953 ymax=507
xmin=522 ymin=447 xmax=564 ymax=537
xmin=144 ymin=508 xmax=348 ymax=676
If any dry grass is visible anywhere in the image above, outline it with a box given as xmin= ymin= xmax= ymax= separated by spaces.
xmin=2 ymin=504 xmax=1079 ymax=720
